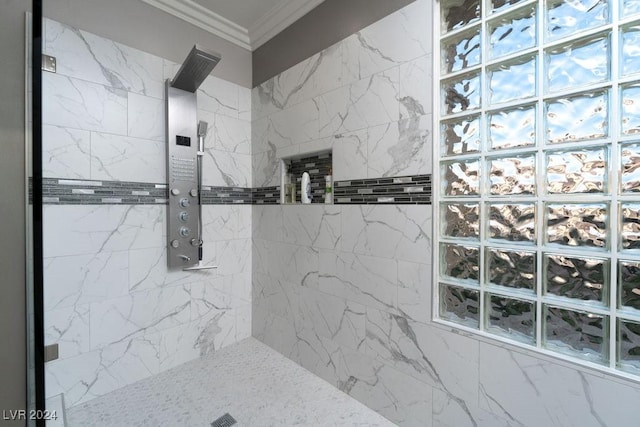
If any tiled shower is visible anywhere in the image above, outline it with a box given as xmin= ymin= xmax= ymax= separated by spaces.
xmin=40 ymin=0 xmax=640 ymax=425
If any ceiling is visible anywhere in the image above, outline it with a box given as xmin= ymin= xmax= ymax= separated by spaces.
xmin=139 ymin=0 xmax=325 ymax=51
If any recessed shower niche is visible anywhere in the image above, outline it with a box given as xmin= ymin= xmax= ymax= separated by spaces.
xmin=280 ymin=150 xmax=333 ymax=205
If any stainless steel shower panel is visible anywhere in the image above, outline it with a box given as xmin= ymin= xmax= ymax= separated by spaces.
xmin=170 ymin=44 xmax=221 ymax=93
xmin=166 ymin=81 xmax=200 ymax=268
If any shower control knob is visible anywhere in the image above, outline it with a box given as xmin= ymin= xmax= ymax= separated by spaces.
xmin=170 ymin=240 xmax=180 ymax=248
xmin=191 ymin=238 xmax=200 ymax=247
xmin=179 ymin=211 xmax=189 ymax=222
xmin=179 ymin=198 xmax=190 ymax=208
xmin=190 ymin=188 xmax=198 ymax=197
xmin=171 ymin=188 xmax=180 ymax=196
xmin=179 ymin=227 xmax=191 ymax=237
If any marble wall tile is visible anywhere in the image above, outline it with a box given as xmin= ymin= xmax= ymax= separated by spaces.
xmin=44 ymin=18 xmax=164 ymax=98
xmin=128 ymin=247 xmax=203 ymax=292
xmin=269 ymin=99 xmax=319 ymax=148
xmin=43 ymin=73 xmax=128 ymax=135
xmin=127 ymin=93 xmax=165 ymax=142
xmin=45 ymin=304 xmax=91 ymax=359
xmin=319 ymin=251 xmax=397 ymax=312
xmin=252 ymin=206 xmax=285 ymax=242
xmin=285 ymin=325 xmax=344 ymax=387
xmin=339 ymin=348 xmax=433 ymax=426
xmin=400 ymin=54 xmax=433 ymax=120
xmin=251 ymin=116 xmax=272 ymax=154
xmin=341 ymin=205 xmax=432 ymax=264
xmin=398 ymin=260 xmax=433 ymax=324
xmin=42 ymin=125 xmax=91 ymax=179
xmin=216 ymin=238 xmax=251 ymax=276
xmin=432 ymin=388 xmax=517 ymax=427
xmin=263 ymin=241 xmax=320 ymax=288
xmin=316 ymin=68 xmax=399 ymax=138
xmin=156 ymin=321 xmax=202 ymax=371
xmin=236 ymin=304 xmax=252 ymax=341
xmin=282 ymin=205 xmax=342 ymax=250
xmin=43 ymin=205 xmax=164 ymax=258
xmin=253 ymin=274 xmax=300 ymax=322
xmin=202 ymin=205 xmax=252 ymax=242
xmin=331 ymin=127 xmax=372 ymax=181
xmin=368 ymin=115 xmax=433 ymax=178
xmin=89 ymin=285 xmax=190 ymax=348
xmin=252 ymin=305 xmax=298 ymax=356
xmin=364 ymin=310 xmax=479 ymax=404
xmin=90 ymin=132 xmax=165 ymax=183
xmin=214 ymin=115 xmax=251 ymax=154
xmin=238 ymin=87 xmax=252 ymax=122
xmin=202 ymin=149 xmax=251 ymax=187
xmin=198 ymin=75 xmax=240 ymax=118
xmin=44 ymin=251 xmax=129 ymax=310
xmin=478 ymin=343 xmax=640 ymax=426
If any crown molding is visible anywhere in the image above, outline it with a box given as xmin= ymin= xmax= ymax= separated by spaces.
xmin=140 ymin=0 xmax=251 ymax=50
xmin=248 ymin=0 xmax=325 ymax=50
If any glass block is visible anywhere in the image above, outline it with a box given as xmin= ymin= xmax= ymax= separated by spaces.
xmin=439 ymin=283 xmax=480 ymax=328
xmin=489 ymin=155 xmax=536 ymax=195
xmin=489 ymin=6 xmax=536 ymax=59
xmin=489 ymin=56 xmax=536 ymax=105
xmin=546 ymin=0 xmax=609 ymax=41
xmin=488 ymin=203 xmax=536 ymax=243
xmin=487 ymin=248 xmax=536 ymax=290
xmin=441 ymin=243 xmax=480 ymax=283
xmin=546 ymin=91 xmax=608 ymax=144
xmin=546 ymin=35 xmax=609 ymax=93
xmin=443 ymin=73 xmax=481 ymax=114
xmin=621 ymin=143 xmax=640 ymax=193
xmin=441 ymin=0 xmax=481 ymax=33
xmin=486 ymin=294 xmax=536 ymax=343
xmin=489 ymin=105 xmax=536 ymax=150
xmin=441 ymin=116 xmax=480 ymax=155
xmin=442 ymin=29 xmax=481 ymax=73
xmin=544 ymin=254 xmax=608 ymax=303
xmin=492 ymin=0 xmax=527 ymax=13
xmin=621 ymin=203 xmax=640 ymax=250
xmin=621 ymin=25 xmax=640 ymax=76
xmin=623 ymin=0 xmax=640 ymax=16
xmin=544 ymin=305 xmax=608 ymax=364
xmin=618 ymin=318 xmax=640 ymax=372
xmin=442 ymin=203 xmax=480 ymax=239
xmin=546 ymin=203 xmax=608 ymax=249
xmin=546 ymin=147 xmax=608 ymax=194
xmin=619 ymin=260 xmax=640 ymax=310
xmin=442 ymin=159 xmax=480 ymax=196
xmin=621 ymin=84 xmax=640 ymax=135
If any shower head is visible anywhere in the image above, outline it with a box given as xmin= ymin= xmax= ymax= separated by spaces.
xmin=197 ymin=121 xmax=208 ymax=137
xmin=170 ymin=44 xmax=221 ymax=93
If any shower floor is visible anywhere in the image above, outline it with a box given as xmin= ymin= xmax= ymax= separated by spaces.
xmin=66 ymin=337 xmax=395 ymax=426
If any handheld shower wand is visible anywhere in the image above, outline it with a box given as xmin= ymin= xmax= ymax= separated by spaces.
xmin=196 ymin=120 xmax=207 ymax=261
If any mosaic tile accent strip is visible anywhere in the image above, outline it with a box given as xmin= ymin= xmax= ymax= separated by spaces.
xmin=285 ymin=152 xmax=332 ymax=204
xmin=333 ymin=175 xmax=432 ymax=204
xmin=200 ymin=186 xmax=253 ymax=205
xmin=252 ymin=186 xmax=280 ymax=205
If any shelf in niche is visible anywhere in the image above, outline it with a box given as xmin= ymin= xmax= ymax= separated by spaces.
xmin=280 ymin=149 xmax=333 ymax=205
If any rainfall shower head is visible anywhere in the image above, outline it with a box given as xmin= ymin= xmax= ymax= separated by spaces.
xmin=171 ymin=44 xmax=221 ymax=93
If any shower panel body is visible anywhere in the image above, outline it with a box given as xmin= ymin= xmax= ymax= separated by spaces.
xmin=166 ymin=82 xmax=200 ymax=268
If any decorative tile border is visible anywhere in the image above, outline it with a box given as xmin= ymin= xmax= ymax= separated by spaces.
xmin=39 ymin=175 xmax=432 ymax=205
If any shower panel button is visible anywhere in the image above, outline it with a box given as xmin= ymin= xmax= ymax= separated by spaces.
xmin=179 ymin=211 xmax=189 ymax=222
xmin=171 ymin=188 xmax=181 ymax=196
xmin=179 ymin=227 xmax=191 ymax=237
xmin=190 ymin=188 xmax=198 ymax=197
xmin=179 ymin=198 xmax=190 ymax=208
xmin=171 ymin=240 xmax=180 ymax=248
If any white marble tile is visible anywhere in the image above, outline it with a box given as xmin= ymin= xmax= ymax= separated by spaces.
xmin=90 ymin=132 xmax=165 ymax=183
xmin=215 ymin=238 xmax=251 ymax=276
xmin=286 ymin=325 xmax=344 ymax=387
xmin=198 ymin=75 xmax=239 ymax=118
xmin=156 ymin=321 xmax=202 ymax=371
xmin=127 ymin=93 xmax=165 ymax=142
xmin=298 ymin=136 xmax=334 ymax=155
xmin=269 ymin=98 xmax=319 ymax=148
xmin=45 ymin=394 xmax=65 ymax=427
xmin=365 ymin=310 xmax=479 ymax=404
xmin=236 ymin=303 xmax=252 ymax=341
xmin=44 ymin=251 xmax=129 ymax=310
xmin=190 ymin=281 xmax=233 ymax=320
xmin=319 ymin=251 xmax=397 ymax=311
xmin=252 ymin=305 xmax=298 ymax=356
xmin=238 ymin=86 xmax=252 ymax=122
xmin=368 ymin=115 xmax=433 ymax=178
xmin=398 ymin=260 xmax=433 ymax=324
xmin=267 ymin=241 xmax=319 ymax=288
xmin=432 ymin=388 xmax=517 ymax=427
xmin=297 ymin=286 xmax=366 ymax=351
xmin=89 ymin=285 xmax=190 ymax=348
xmin=202 ymin=149 xmax=251 ymax=187
xmin=226 ymin=272 xmax=252 ymax=304
xmin=44 ymin=304 xmax=90 ymax=359
xmin=43 ymin=205 xmax=164 ymax=257
xmin=333 ymin=124 xmax=392 ymax=181
xmin=202 ymin=205 xmax=251 ymax=242
xmin=214 ymin=115 xmax=251 ymax=154
xmin=252 ymin=206 xmax=285 ymax=242
xmin=478 ymin=343 xmax=640 ymax=426
xmin=341 ymin=204 xmax=433 ymax=264
xmin=317 ymin=68 xmax=399 ymax=138
xmin=339 ymin=348 xmax=433 ymax=426
xmin=46 ymin=335 xmax=160 ymax=407
xmin=282 ymin=205 xmax=342 ymax=250
xmin=43 ymin=73 xmax=127 ymax=135
xmin=253 ymin=273 xmax=300 ymax=322
xmin=400 ymin=54 xmax=433 ymax=120
xmin=128 ymin=246 xmax=207 ymax=293
xmin=42 ymin=125 xmax=91 ymax=179
xmin=251 ymin=115 xmax=271 ymax=154
xmin=252 ymin=149 xmax=280 ymax=188
xmin=314 ymin=39 xmax=358 ymax=97
xmin=44 ymin=18 xmax=164 ymax=98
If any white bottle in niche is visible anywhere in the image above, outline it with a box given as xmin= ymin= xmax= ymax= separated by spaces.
xmin=301 ymin=172 xmax=312 ymax=204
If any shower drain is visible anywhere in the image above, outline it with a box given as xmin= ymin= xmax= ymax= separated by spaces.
xmin=211 ymin=412 xmax=237 ymax=427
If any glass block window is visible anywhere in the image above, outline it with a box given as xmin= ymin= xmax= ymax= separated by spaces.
xmin=436 ymin=0 xmax=640 ymax=376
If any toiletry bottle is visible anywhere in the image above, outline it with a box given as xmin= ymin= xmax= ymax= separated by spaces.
xmin=301 ymin=172 xmax=312 ymax=204
xmin=325 ymin=170 xmax=333 ymax=204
